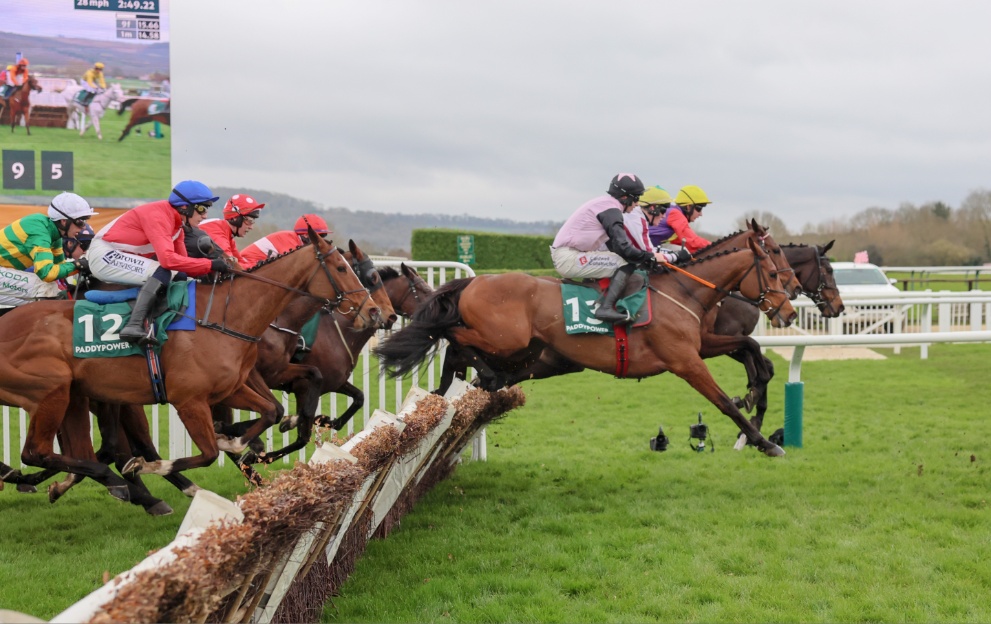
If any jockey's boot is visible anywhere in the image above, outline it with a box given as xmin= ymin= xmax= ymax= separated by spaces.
xmin=119 ymin=277 xmax=166 ymax=346
xmin=594 ymin=264 xmax=636 ymax=325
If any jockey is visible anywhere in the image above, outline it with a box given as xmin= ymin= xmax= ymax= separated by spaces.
xmin=240 ymin=214 xmax=330 ymax=269
xmin=198 ymin=194 xmax=265 ymax=267
xmin=648 ymin=185 xmax=712 ymax=253
xmin=551 ymin=173 xmax=666 ymax=324
xmin=628 ymin=186 xmax=690 ymax=262
xmin=2 ymin=59 xmax=29 ymax=99
xmin=86 ymin=180 xmax=230 ymax=345
xmin=0 ymin=65 xmax=12 ymax=98
xmin=79 ymin=62 xmax=106 ymax=106
xmin=0 ymin=192 xmax=95 ymax=307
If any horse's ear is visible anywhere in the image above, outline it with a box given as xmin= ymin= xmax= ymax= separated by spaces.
xmin=348 ymin=239 xmax=358 ymax=255
xmin=823 ymin=240 xmax=835 ymax=254
xmin=750 ymin=218 xmax=759 ymax=232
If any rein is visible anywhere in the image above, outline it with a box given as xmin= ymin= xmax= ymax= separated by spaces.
xmin=199 ymin=245 xmax=371 ymax=342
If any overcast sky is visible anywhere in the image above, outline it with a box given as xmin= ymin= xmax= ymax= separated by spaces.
xmin=167 ymin=1 xmax=991 ymax=235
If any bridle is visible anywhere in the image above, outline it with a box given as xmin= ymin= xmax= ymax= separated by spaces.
xmin=800 ymin=246 xmax=841 ymax=315
xmin=392 ymin=271 xmax=427 ymax=317
xmin=201 ymin=244 xmax=372 ymax=342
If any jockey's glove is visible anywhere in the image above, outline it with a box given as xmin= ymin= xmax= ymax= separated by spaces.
xmin=74 ymin=257 xmax=91 ymax=276
xmin=210 ymin=258 xmax=233 ymax=273
xmin=675 ymin=247 xmax=692 ymax=263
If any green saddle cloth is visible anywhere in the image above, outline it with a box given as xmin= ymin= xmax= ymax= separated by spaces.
xmin=560 ymin=271 xmax=648 ymax=335
xmin=72 ymin=281 xmax=190 ymax=358
xmin=290 ymin=312 xmax=322 ymax=363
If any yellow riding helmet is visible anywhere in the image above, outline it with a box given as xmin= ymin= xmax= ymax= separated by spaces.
xmin=94 ymin=62 xmax=105 ymax=69
xmin=675 ymin=185 xmax=711 ymax=206
xmin=639 ymin=186 xmax=672 ymax=206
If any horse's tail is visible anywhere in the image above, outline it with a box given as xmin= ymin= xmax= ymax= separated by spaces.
xmin=374 ymin=277 xmax=473 ymax=377
xmin=118 ymin=98 xmax=138 ymax=115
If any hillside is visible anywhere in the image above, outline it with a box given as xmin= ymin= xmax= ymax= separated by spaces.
xmin=212 ymin=187 xmax=561 ymax=254
xmin=0 ymin=31 xmax=169 ymax=78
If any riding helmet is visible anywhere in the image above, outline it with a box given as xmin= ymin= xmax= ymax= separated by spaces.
xmin=607 ymin=173 xmax=645 ymax=200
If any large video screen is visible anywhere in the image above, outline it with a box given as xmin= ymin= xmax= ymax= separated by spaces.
xmin=0 ymin=0 xmax=170 ymax=209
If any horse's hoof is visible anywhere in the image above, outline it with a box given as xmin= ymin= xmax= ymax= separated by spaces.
xmin=47 ymin=483 xmax=63 ymax=503
xmin=145 ymin=500 xmax=173 ymax=516
xmin=731 ymin=396 xmax=745 ymax=409
xmin=17 ymin=483 xmax=38 ymax=494
xmin=107 ymin=485 xmax=130 ymax=502
xmin=762 ymin=443 xmax=786 ymax=457
xmin=121 ymin=457 xmax=143 ymax=476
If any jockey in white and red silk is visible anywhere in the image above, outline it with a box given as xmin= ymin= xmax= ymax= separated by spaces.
xmin=199 ymin=193 xmax=266 ymax=267
xmin=240 ymin=213 xmax=330 ymax=269
xmin=87 ymin=180 xmax=232 ymax=345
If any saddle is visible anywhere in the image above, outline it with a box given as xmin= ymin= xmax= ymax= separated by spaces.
xmin=561 ymin=271 xmax=652 ymax=329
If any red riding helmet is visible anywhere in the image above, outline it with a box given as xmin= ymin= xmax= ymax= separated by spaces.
xmin=293 ymin=214 xmax=330 ymax=235
xmin=223 ymin=194 xmax=265 ymax=220
xmin=16 ymin=58 xmax=28 ymax=67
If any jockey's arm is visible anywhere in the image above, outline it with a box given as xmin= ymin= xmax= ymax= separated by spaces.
xmin=597 ymin=208 xmax=653 ymax=265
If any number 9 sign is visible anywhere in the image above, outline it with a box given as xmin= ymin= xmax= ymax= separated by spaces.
xmin=2 ymin=149 xmax=35 ymax=190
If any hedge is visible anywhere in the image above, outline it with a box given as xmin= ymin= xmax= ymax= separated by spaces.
xmin=411 ymin=229 xmax=555 ymax=271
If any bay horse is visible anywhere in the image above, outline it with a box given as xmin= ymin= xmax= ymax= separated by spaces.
xmin=42 ymin=248 xmax=426 ymax=503
xmin=432 ymin=221 xmax=802 ymax=395
xmin=376 ymin=224 xmax=797 ymax=456
xmin=117 ymin=97 xmax=170 ymax=141
xmin=0 ymin=229 xmax=378 ymax=509
xmin=6 ymin=75 xmax=41 ymax=135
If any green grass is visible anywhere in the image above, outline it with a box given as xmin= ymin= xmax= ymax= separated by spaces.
xmin=2 ymin=345 xmax=990 ymax=622
xmin=326 ymin=345 xmax=991 ymax=623
xmin=887 ymin=271 xmax=991 ymax=292
xmin=2 ymin=110 xmax=170 ymax=200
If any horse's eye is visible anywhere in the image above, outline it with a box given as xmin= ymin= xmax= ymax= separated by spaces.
xmin=337 ymin=265 xmax=346 ymax=273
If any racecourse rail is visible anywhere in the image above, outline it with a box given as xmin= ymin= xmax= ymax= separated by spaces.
xmin=3 ymin=275 xmax=991 ymax=472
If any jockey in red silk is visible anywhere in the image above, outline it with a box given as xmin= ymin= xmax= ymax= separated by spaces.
xmin=87 ymin=180 xmax=231 ymax=345
xmin=199 ymin=193 xmax=265 ymax=267
xmin=648 ymin=185 xmax=711 ymax=253
xmin=240 ymin=213 xmax=330 ymax=269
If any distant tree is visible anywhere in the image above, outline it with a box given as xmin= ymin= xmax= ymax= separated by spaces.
xmin=864 ymin=244 xmax=884 ymax=267
xmin=929 ymin=201 xmax=952 ymax=220
xmin=958 ymin=189 xmax=991 ymax=262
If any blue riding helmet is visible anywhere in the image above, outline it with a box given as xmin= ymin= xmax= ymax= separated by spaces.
xmin=168 ymin=180 xmax=220 ymax=206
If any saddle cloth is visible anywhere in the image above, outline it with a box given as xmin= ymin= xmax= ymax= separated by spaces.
xmin=72 ymin=281 xmax=194 ymax=358
xmin=560 ymin=270 xmax=651 ymax=335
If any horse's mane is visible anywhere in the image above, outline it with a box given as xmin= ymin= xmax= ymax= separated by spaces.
xmin=692 ymin=229 xmax=746 ymax=255
xmin=377 ymin=266 xmax=399 ymax=280
xmin=682 ymin=247 xmax=743 ymax=267
xmin=245 ymin=243 xmax=307 ymax=272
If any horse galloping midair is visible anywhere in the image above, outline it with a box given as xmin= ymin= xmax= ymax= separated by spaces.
xmin=0 ymin=229 xmax=378 ymax=512
xmin=376 ymin=222 xmax=797 ymax=456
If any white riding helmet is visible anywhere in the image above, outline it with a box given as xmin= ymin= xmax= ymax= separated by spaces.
xmin=48 ymin=192 xmax=99 ymax=222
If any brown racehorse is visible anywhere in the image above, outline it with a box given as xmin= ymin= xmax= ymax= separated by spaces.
xmin=6 ymin=75 xmax=41 ymax=135
xmin=0 ymin=230 xmax=377 ymax=509
xmin=43 ymin=252 xmax=429 ymax=504
xmin=376 ymin=224 xmax=797 ymax=456
xmin=117 ymin=97 xmax=170 ymax=141
xmin=434 ymin=222 xmax=802 ymax=395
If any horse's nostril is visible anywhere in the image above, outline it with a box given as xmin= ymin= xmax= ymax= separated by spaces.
xmin=387 ymin=314 xmax=398 ymax=324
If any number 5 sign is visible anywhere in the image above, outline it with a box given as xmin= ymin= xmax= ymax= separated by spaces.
xmin=41 ymin=151 xmax=74 ymax=190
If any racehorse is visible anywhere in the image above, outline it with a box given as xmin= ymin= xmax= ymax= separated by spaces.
xmin=432 ymin=222 xmax=802 ymax=394
xmin=376 ymin=223 xmax=797 ymax=456
xmin=43 ymin=258 xmax=432 ymax=504
xmin=6 ymin=75 xmax=42 ymax=135
xmin=117 ymin=97 xmax=170 ymax=141
xmin=0 ymin=230 xmax=378 ymax=510
xmin=63 ymin=83 xmax=125 ymax=139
